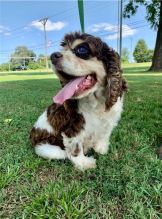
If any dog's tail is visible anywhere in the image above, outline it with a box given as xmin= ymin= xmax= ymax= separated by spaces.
xmin=35 ymin=143 xmax=67 ymax=160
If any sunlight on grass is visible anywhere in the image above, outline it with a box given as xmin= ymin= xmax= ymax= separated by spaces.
xmin=0 ymin=71 xmax=56 ymax=82
xmin=0 ymin=63 xmax=162 ymax=218
xmin=125 ymin=73 xmax=162 ymax=76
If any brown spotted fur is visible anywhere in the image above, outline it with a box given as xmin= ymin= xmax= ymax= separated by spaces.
xmin=30 ymin=32 xmax=127 ymax=150
xmin=30 ymin=100 xmax=85 ymax=148
xmin=61 ymin=32 xmax=127 ymax=110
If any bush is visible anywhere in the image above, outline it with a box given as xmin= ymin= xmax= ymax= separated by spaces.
xmin=28 ymin=61 xmax=40 ymax=70
xmin=0 ymin=63 xmax=9 ymax=71
xmin=133 ymin=39 xmax=154 ymax=63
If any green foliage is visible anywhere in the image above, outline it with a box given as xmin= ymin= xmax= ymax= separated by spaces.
xmin=28 ymin=61 xmax=40 ymax=70
xmin=10 ymin=46 xmax=36 ymax=66
xmin=133 ymin=39 xmax=148 ymax=63
xmin=37 ymin=54 xmax=46 ymax=68
xmin=133 ymin=39 xmax=153 ymax=63
xmin=123 ymin=0 xmax=161 ymax=29
xmin=147 ymin=49 xmax=154 ymax=62
xmin=0 ymin=63 xmax=9 ymax=71
xmin=121 ymin=48 xmax=130 ymax=63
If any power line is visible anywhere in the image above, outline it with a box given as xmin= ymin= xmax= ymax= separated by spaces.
xmin=97 ymin=24 xmax=148 ymax=38
xmin=0 ymin=23 xmax=148 ymax=55
xmin=1 ymin=6 xmax=75 ymax=35
xmin=0 ymin=39 xmax=60 ymax=55
xmin=119 ymin=0 xmax=123 ymax=57
xmin=1 ymin=1 xmax=116 ymax=40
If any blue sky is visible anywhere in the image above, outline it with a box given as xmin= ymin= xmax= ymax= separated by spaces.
xmin=0 ymin=0 xmax=157 ymax=63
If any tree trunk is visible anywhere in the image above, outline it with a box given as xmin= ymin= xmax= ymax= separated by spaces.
xmin=149 ymin=1 xmax=162 ymax=71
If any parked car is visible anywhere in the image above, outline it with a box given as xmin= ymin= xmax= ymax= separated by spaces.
xmin=13 ymin=66 xmax=27 ymax=71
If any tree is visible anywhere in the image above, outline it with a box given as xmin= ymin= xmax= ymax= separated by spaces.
xmin=146 ymin=49 xmax=154 ymax=62
xmin=121 ymin=48 xmax=130 ymax=63
xmin=123 ymin=1 xmax=162 ymax=71
xmin=133 ymin=39 xmax=148 ymax=63
xmin=0 ymin=63 xmax=9 ymax=71
xmin=10 ymin=46 xmax=36 ymax=66
xmin=28 ymin=61 xmax=40 ymax=70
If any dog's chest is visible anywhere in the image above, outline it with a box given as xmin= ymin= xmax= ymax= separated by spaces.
xmin=78 ymin=95 xmax=123 ymax=147
xmin=79 ymin=96 xmax=111 ymax=137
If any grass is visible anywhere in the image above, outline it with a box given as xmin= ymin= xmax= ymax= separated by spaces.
xmin=0 ymin=63 xmax=162 ymax=218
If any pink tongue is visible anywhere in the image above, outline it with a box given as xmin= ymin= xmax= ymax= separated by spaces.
xmin=53 ymin=76 xmax=85 ymax=104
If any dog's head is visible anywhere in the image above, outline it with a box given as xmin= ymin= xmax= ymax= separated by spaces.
xmin=51 ymin=32 xmax=127 ymax=109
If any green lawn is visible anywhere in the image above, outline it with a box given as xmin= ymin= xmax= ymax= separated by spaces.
xmin=0 ymin=63 xmax=162 ymax=218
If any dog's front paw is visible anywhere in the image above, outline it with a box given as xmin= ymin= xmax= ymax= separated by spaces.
xmin=94 ymin=142 xmax=109 ymax=155
xmin=74 ymin=156 xmax=96 ymax=171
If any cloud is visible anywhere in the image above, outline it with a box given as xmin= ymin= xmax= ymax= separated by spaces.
xmin=88 ymin=23 xmax=118 ymax=33
xmin=88 ymin=23 xmax=136 ymax=40
xmin=0 ymin=25 xmax=11 ymax=36
xmin=30 ymin=19 xmax=67 ymax=31
xmin=106 ymin=25 xmax=136 ymax=40
xmin=24 ymin=26 xmax=31 ymax=31
xmin=4 ymin=32 xmax=11 ymax=36
xmin=47 ymin=40 xmax=53 ymax=47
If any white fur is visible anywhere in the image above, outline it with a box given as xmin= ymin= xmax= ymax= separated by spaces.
xmin=61 ymin=93 xmax=123 ymax=170
xmin=33 ymin=39 xmax=124 ymax=170
xmin=35 ymin=144 xmax=67 ymax=160
xmin=69 ymin=145 xmax=96 ymax=171
xmin=34 ymin=111 xmax=53 ymax=133
xmin=78 ymin=92 xmax=123 ymax=154
xmin=61 ymin=50 xmax=106 ymax=81
xmin=34 ymin=93 xmax=123 ymax=170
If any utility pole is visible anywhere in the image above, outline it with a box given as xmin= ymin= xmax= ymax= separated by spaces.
xmin=39 ymin=17 xmax=48 ymax=70
xmin=130 ymin=37 xmax=133 ymax=63
xmin=119 ymin=0 xmax=123 ymax=60
xmin=8 ymin=55 xmax=11 ymax=71
xmin=117 ymin=0 xmax=120 ymax=53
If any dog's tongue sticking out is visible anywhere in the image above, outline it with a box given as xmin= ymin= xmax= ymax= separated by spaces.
xmin=53 ymin=75 xmax=96 ymax=105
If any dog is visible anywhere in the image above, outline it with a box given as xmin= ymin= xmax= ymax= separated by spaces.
xmin=30 ymin=32 xmax=127 ymax=171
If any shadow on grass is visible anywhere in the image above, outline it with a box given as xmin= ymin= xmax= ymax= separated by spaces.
xmin=123 ymin=66 xmax=149 ymax=73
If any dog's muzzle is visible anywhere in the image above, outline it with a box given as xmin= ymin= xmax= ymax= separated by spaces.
xmin=50 ymin=52 xmax=63 ymax=65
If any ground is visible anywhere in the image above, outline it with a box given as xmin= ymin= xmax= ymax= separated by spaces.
xmin=0 ymin=63 xmax=162 ymax=218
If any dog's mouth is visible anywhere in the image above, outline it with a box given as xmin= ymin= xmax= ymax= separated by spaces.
xmin=53 ymin=72 xmax=97 ymax=105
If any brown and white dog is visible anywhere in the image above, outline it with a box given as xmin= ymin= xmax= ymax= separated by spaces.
xmin=30 ymin=32 xmax=127 ymax=171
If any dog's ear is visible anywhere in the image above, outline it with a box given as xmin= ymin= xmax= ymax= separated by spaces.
xmin=101 ymin=43 xmax=128 ymax=110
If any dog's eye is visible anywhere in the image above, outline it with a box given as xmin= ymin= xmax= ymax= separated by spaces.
xmin=74 ymin=43 xmax=90 ymax=59
xmin=77 ymin=46 xmax=88 ymax=54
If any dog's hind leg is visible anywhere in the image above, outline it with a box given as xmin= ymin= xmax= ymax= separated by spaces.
xmin=35 ymin=143 xmax=67 ymax=160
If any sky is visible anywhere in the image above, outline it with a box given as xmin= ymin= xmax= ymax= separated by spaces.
xmin=0 ymin=0 xmax=157 ymax=64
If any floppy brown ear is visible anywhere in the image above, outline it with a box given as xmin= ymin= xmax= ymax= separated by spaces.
xmin=105 ymin=72 xmax=127 ymax=110
xmin=102 ymin=44 xmax=128 ymax=110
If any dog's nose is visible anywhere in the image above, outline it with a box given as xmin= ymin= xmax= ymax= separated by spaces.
xmin=50 ymin=52 xmax=63 ymax=64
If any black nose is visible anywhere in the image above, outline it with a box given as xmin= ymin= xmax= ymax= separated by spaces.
xmin=50 ymin=52 xmax=63 ymax=64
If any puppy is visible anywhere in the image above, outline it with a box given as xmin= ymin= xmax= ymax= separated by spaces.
xmin=30 ymin=32 xmax=127 ymax=171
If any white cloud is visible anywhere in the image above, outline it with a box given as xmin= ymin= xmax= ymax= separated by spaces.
xmin=47 ymin=40 xmax=53 ymax=47
xmin=30 ymin=19 xmax=67 ymax=31
xmin=88 ymin=23 xmax=118 ymax=33
xmin=24 ymin=26 xmax=31 ymax=31
xmin=106 ymin=25 xmax=136 ymax=40
xmin=0 ymin=25 xmax=11 ymax=36
xmin=0 ymin=25 xmax=10 ymax=34
xmin=88 ymin=23 xmax=136 ymax=40
xmin=4 ymin=32 xmax=11 ymax=36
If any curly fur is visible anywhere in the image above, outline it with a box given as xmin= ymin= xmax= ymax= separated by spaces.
xmin=30 ymin=32 xmax=127 ymax=171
